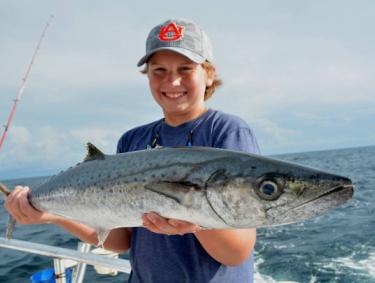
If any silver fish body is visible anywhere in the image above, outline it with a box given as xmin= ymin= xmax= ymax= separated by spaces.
xmin=1 ymin=144 xmax=354 ymax=242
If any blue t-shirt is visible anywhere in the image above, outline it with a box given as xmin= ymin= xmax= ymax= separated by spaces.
xmin=117 ymin=108 xmax=260 ymax=283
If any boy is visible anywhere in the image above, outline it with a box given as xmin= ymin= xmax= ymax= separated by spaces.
xmin=5 ymin=19 xmax=260 ymax=282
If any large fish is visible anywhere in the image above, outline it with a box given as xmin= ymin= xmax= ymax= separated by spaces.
xmin=1 ymin=143 xmax=353 ymax=245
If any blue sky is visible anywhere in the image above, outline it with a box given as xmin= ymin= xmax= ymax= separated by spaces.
xmin=0 ymin=1 xmax=374 ymax=179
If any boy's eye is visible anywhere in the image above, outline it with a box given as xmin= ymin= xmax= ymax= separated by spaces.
xmin=179 ymin=66 xmax=193 ymax=73
xmin=152 ymin=68 xmax=166 ymax=75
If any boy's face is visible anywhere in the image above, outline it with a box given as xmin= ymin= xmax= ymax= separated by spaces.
xmin=147 ymin=50 xmax=214 ymax=123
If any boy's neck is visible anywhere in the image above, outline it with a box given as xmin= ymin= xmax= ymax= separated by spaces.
xmin=164 ymin=107 xmax=208 ymax=127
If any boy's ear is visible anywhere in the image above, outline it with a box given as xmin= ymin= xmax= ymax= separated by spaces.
xmin=205 ymin=65 xmax=216 ymax=87
xmin=206 ymin=77 xmax=214 ymax=87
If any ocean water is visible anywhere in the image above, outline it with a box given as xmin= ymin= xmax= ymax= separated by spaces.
xmin=0 ymin=146 xmax=374 ymax=282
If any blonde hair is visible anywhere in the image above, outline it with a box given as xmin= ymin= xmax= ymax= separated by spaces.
xmin=201 ymin=62 xmax=222 ymax=100
xmin=140 ymin=61 xmax=222 ymax=101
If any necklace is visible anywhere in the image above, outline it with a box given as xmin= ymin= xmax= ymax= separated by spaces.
xmin=147 ymin=109 xmax=209 ymax=149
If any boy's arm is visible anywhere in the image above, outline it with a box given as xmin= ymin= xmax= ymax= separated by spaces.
xmin=52 ymin=218 xmax=131 ymax=253
xmin=194 ymin=229 xmax=256 ymax=266
xmin=142 ymin=212 xmax=255 ymax=266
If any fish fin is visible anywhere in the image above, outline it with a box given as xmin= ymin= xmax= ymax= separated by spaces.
xmin=6 ymin=215 xmax=16 ymax=239
xmin=96 ymin=229 xmax=111 ymax=249
xmin=0 ymin=183 xmax=11 ymax=198
xmin=206 ymin=169 xmax=227 ymax=185
xmin=84 ymin=143 xmax=105 ymax=162
xmin=145 ymin=181 xmax=201 ymax=208
xmin=0 ymin=183 xmax=15 ymax=239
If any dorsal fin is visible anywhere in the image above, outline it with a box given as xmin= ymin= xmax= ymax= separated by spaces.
xmin=84 ymin=142 xmax=105 ymax=162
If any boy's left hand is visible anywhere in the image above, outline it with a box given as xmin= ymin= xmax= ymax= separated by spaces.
xmin=142 ymin=212 xmax=201 ymax=236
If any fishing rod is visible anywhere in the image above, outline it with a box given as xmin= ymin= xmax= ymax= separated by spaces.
xmin=0 ymin=15 xmax=54 ymax=151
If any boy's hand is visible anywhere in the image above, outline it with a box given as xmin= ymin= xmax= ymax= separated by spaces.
xmin=142 ymin=212 xmax=201 ymax=236
xmin=4 ymin=186 xmax=57 ymax=225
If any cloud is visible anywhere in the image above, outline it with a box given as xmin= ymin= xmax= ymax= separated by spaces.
xmin=251 ymin=118 xmax=300 ymax=152
xmin=0 ymin=124 xmax=122 ymax=178
xmin=70 ymin=127 xmax=121 ymax=151
xmin=218 ymin=33 xmax=374 ymax=107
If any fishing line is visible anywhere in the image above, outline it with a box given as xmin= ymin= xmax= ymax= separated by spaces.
xmin=0 ymin=15 xmax=54 ymax=151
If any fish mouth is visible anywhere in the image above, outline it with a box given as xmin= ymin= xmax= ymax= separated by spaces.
xmin=267 ymin=184 xmax=354 ymax=226
xmin=294 ymin=184 xmax=354 ymax=210
xmin=327 ymin=184 xmax=354 ymax=197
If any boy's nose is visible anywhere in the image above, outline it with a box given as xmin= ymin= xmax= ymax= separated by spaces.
xmin=167 ymin=71 xmax=181 ymax=85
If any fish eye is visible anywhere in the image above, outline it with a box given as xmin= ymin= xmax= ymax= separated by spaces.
xmin=261 ymin=182 xmax=276 ymax=195
xmin=256 ymin=179 xmax=283 ymax=201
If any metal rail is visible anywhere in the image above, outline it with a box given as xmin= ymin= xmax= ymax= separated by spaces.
xmin=75 ymin=242 xmax=91 ymax=283
xmin=0 ymin=237 xmax=132 ymax=274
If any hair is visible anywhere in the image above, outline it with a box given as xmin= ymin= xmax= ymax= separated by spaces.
xmin=140 ymin=61 xmax=222 ymax=101
xmin=201 ymin=62 xmax=222 ymax=100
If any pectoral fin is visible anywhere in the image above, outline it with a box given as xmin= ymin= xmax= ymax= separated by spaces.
xmin=145 ymin=181 xmax=202 ymax=208
xmin=96 ymin=228 xmax=111 ymax=249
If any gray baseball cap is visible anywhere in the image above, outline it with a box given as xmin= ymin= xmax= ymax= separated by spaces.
xmin=137 ymin=19 xmax=214 ymax=67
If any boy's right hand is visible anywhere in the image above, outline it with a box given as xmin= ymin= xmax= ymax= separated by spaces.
xmin=142 ymin=212 xmax=201 ymax=236
xmin=4 ymin=186 xmax=57 ymax=225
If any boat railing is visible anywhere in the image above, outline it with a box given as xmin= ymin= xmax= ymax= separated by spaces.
xmin=0 ymin=237 xmax=131 ymax=283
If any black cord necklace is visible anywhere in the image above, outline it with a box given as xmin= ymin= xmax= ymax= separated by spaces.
xmin=147 ymin=110 xmax=209 ymax=149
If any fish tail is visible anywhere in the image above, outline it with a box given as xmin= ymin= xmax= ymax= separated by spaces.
xmin=0 ymin=183 xmax=11 ymax=198
xmin=6 ymin=215 xmax=16 ymax=239
xmin=0 ymin=183 xmax=15 ymax=239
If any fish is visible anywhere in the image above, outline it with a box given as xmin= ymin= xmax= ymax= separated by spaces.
xmin=0 ymin=143 xmax=354 ymax=246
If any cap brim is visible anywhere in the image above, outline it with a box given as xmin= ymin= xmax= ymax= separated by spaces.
xmin=137 ymin=47 xmax=206 ymax=67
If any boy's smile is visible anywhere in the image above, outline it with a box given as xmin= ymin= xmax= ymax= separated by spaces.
xmin=162 ymin=91 xmax=187 ymax=99
xmin=147 ymin=50 xmax=214 ymax=126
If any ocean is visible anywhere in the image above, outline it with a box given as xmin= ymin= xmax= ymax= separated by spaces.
xmin=0 ymin=146 xmax=374 ymax=282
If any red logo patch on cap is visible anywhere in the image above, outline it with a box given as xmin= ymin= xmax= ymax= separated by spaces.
xmin=159 ymin=22 xmax=184 ymax=41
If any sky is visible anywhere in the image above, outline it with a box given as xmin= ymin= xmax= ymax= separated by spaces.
xmin=0 ymin=1 xmax=374 ymax=179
